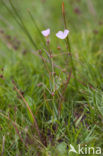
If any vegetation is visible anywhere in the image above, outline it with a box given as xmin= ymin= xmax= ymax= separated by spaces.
xmin=0 ymin=0 xmax=103 ymax=155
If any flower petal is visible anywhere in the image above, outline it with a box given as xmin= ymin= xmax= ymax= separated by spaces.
xmin=64 ymin=29 xmax=69 ymax=36
xmin=56 ymin=29 xmax=69 ymax=39
xmin=41 ymin=28 xmax=50 ymax=37
xmin=56 ymin=31 xmax=65 ymax=39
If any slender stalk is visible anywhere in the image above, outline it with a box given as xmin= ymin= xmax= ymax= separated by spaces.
xmin=39 ymin=50 xmax=51 ymax=79
xmin=1 ymin=136 xmax=5 ymax=156
xmin=62 ymin=2 xmax=78 ymax=90
xmin=46 ymin=39 xmax=55 ymax=93
xmin=58 ymin=69 xmax=72 ymax=116
xmin=12 ymin=80 xmax=41 ymax=141
xmin=0 ymin=112 xmax=28 ymax=148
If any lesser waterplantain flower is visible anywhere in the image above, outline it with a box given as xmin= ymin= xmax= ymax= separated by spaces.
xmin=56 ymin=29 xmax=69 ymax=39
xmin=41 ymin=28 xmax=50 ymax=37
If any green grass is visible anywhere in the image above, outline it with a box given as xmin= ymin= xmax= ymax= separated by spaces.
xmin=0 ymin=0 xmax=103 ymax=155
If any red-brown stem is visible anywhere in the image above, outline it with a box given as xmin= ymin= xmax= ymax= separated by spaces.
xmin=58 ymin=69 xmax=72 ymax=116
xmin=12 ymin=122 xmax=28 ymax=147
xmin=12 ymin=81 xmax=41 ymax=141
xmin=0 ymin=112 xmax=28 ymax=148
xmin=62 ymin=2 xmax=67 ymax=28
xmin=62 ymin=2 xmax=78 ymax=91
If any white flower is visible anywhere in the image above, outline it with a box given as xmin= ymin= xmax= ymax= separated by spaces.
xmin=56 ymin=29 xmax=69 ymax=39
xmin=41 ymin=28 xmax=50 ymax=37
